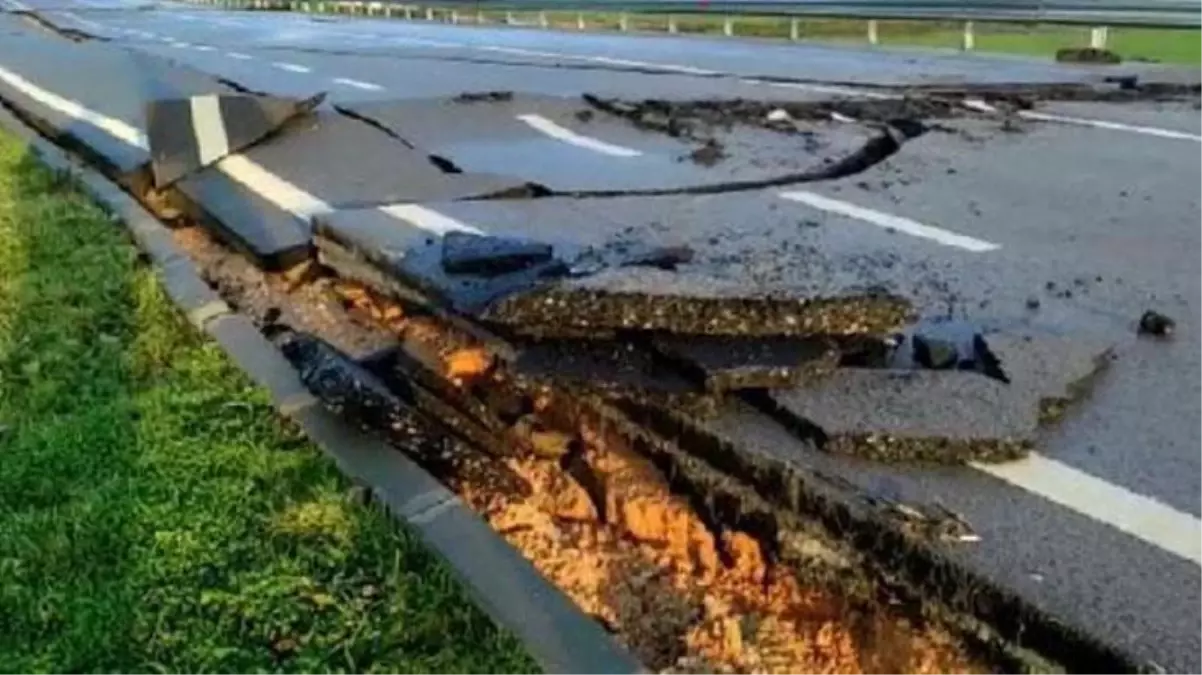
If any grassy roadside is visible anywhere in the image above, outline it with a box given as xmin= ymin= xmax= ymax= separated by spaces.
xmin=0 ymin=131 xmax=536 ymax=673
xmin=453 ymin=9 xmax=1201 ymax=64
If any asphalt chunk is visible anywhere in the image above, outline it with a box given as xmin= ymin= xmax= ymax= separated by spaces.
xmin=480 ymin=267 xmax=912 ymax=339
xmin=652 ymin=335 xmax=839 ymax=392
xmin=767 ymin=369 xmax=1035 ymax=464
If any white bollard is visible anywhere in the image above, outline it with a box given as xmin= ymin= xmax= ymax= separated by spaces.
xmin=961 ymin=20 xmax=975 ymax=50
xmin=667 ymin=14 xmax=677 ymax=33
xmin=867 ymin=18 xmax=879 ymax=45
xmin=789 ymin=17 xmax=799 ymax=41
xmin=538 ymin=10 xmax=547 ymax=27
xmin=424 ymin=6 xmax=433 ymax=20
xmin=618 ymin=12 xmax=628 ymax=31
xmin=576 ymin=12 xmax=584 ymax=30
xmin=450 ymin=9 xmax=458 ymax=23
xmin=504 ymin=10 xmax=514 ymax=24
xmin=723 ymin=15 xmax=733 ymax=36
xmin=1090 ymin=25 xmax=1109 ymax=49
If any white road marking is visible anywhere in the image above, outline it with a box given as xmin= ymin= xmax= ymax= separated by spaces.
xmin=516 ymin=114 xmax=642 ymax=157
xmin=215 ymin=155 xmax=332 ymax=218
xmin=379 ymin=204 xmax=485 ymax=236
xmin=1018 ymin=110 xmax=1202 ymax=142
xmin=189 ymin=94 xmax=230 ymax=167
xmin=193 ymin=44 xmax=216 ymax=52
xmin=226 ymin=51 xmax=252 ymax=60
xmin=170 ymin=41 xmax=192 ymax=48
xmin=962 ymin=98 xmax=998 ymax=113
xmin=0 ymin=62 xmax=329 ymax=220
xmin=779 ymin=190 xmax=1000 ymax=252
xmin=972 ymin=453 xmax=1202 ymax=566
xmin=332 ymin=77 xmax=384 ymax=91
xmin=272 ymin=61 xmax=311 ymax=73
xmin=0 ymin=63 xmax=146 ymax=149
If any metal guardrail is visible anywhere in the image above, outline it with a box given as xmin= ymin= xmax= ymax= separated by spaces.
xmin=200 ymin=0 xmax=1202 ymax=41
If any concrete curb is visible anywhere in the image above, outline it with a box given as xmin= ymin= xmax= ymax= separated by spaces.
xmin=0 ymin=104 xmax=643 ymax=675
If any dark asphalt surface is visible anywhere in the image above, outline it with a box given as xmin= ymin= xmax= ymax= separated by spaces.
xmin=0 ymin=0 xmax=1199 ymax=669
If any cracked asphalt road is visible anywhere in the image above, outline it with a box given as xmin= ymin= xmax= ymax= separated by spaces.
xmin=0 ymin=0 xmax=1199 ymax=669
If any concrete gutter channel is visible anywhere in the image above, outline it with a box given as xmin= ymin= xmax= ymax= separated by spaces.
xmin=0 ymin=11 xmax=1198 ymax=673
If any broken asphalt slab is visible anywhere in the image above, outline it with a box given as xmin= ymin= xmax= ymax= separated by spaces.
xmin=176 ymin=109 xmax=533 ymax=267
xmin=313 ymin=203 xmax=912 ymax=339
xmin=336 ymin=95 xmax=877 ymax=193
xmin=0 ymin=26 xmax=233 ymax=176
xmin=760 ymin=328 xmax=1113 ymax=463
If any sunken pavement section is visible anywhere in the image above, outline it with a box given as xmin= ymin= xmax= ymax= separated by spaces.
xmin=2 ymin=17 xmax=1192 ymax=672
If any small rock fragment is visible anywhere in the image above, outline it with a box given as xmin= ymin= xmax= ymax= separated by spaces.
xmin=1137 ymin=310 xmax=1175 ymax=338
xmin=575 ymin=109 xmax=595 ymax=123
xmin=766 ymin=108 xmax=793 ymax=124
xmin=689 ymin=139 xmax=726 ymax=166
xmin=830 ymin=111 xmax=856 ymax=123
xmin=1025 ymin=296 xmax=1041 ymax=310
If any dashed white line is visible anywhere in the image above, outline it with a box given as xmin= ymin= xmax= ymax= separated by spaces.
xmin=379 ymin=204 xmax=484 ymax=236
xmin=972 ymin=454 xmax=1202 ymax=566
xmin=516 ymin=113 xmax=642 ymax=157
xmin=1018 ymin=110 xmax=1202 ymax=142
xmin=272 ymin=61 xmax=311 ymax=73
xmin=332 ymin=77 xmax=384 ymax=91
xmin=170 ymin=41 xmax=193 ymax=48
xmin=226 ymin=51 xmax=252 ymax=60
xmin=193 ymin=44 xmax=216 ymax=52
xmin=779 ymin=190 xmax=1000 ymax=252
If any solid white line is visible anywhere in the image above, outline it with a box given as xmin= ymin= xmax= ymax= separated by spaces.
xmin=272 ymin=61 xmax=311 ymax=73
xmin=332 ymin=77 xmax=384 ymax=91
xmin=215 ymin=155 xmax=332 ymax=218
xmin=189 ymin=94 xmax=230 ymax=167
xmin=972 ymin=453 xmax=1202 ymax=566
xmin=226 ymin=51 xmax=252 ymax=60
xmin=1019 ymin=110 xmax=1202 ymax=142
xmin=516 ymin=114 xmax=642 ymax=158
xmin=779 ymin=190 xmax=1000 ymax=252
xmin=0 ymin=63 xmax=147 ymax=149
xmin=379 ymin=204 xmax=484 ymax=236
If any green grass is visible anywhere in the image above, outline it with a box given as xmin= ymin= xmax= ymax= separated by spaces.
xmin=0 ymin=131 xmax=537 ymax=674
xmin=467 ymin=9 xmax=1200 ymax=64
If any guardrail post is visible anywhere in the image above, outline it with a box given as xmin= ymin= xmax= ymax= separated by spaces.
xmin=866 ymin=19 xmax=879 ymax=45
xmin=789 ymin=17 xmax=799 ymax=40
xmin=667 ymin=14 xmax=677 ymax=33
xmin=618 ymin=12 xmax=628 ymax=31
xmin=576 ymin=12 xmax=585 ymax=29
xmin=1089 ymin=26 xmax=1109 ymax=49
xmin=504 ymin=10 xmax=513 ymax=24
xmin=475 ymin=9 xmax=483 ymax=22
xmin=403 ymin=4 xmax=412 ymax=18
xmin=424 ymin=6 xmax=432 ymax=20
xmin=382 ymin=3 xmax=390 ymax=17
xmin=538 ymin=10 xmax=548 ymax=27
xmin=961 ymin=20 xmax=975 ymax=50
xmin=723 ymin=15 xmax=734 ymax=36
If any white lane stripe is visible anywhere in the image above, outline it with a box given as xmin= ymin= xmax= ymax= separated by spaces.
xmin=189 ymin=94 xmax=230 ymax=167
xmin=516 ymin=114 xmax=642 ymax=158
xmin=0 ymin=63 xmax=147 ymax=149
xmin=215 ymin=155 xmax=332 ymax=218
xmin=1019 ymin=110 xmax=1202 ymax=142
xmin=779 ymin=190 xmax=1000 ymax=252
xmin=332 ymin=77 xmax=384 ymax=91
xmin=193 ymin=44 xmax=216 ymax=52
xmin=972 ymin=454 xmax=1202 ymax=566
xmin=379 ymin=204 xmax=484 ymax=236
xmin=0 ymin=62 xmax=329 ymax=220
xmin=226 ymin=51 xmax=252 ymax=60
xmin=272 ymin=61 xmax=311 ymax=73
xmin=170 ymin=41 xmax=192 ymax=48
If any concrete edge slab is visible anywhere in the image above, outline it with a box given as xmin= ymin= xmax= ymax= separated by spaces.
xmin=0 ymin=103 xmax=643 ymax=675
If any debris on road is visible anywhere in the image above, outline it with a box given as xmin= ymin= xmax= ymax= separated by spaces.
xmin=1138 ymin=310 xmax=1176 ymax=338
